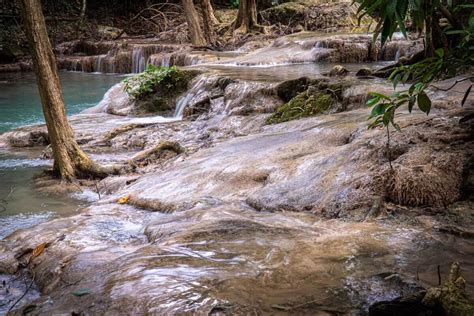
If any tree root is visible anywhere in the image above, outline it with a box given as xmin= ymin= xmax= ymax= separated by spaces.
xmin=128 ymin=140 xmax=184 ymax=168
xmin=373 ymin=50 xmax=426 ymax=78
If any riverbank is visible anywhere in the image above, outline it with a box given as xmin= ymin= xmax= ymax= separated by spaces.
xmin=0 ymin=31 xmax=473 ymax=314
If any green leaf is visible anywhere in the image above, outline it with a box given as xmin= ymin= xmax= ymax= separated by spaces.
xmin=395 ymin=12 xmax=407 ymax=38
xmin=369 ymin=92 xmax=391 ymax=100
xmin=371 ymin=103 xmax=386 ymax=116
xmin=72 ymin=288 xmax=91 ymax=297
xmin=392 ymin=73 xmax=401 ymax=88
xmin=435 ymin=48 xmax=444 ymax=58
xmin=367 ymin=96 xmax=380 ymax=106
xmin=462 ymin=85 xmax=472 ymax=106
xmin=392 ymin=122 xmax=402 ymax=132
xmin=417 ymin=91 xmax=431 ymax=114
xmin=444 ymin=30 xmax=465 ymax=35
xmin=408 ymin=96 xmax=416 ymax=112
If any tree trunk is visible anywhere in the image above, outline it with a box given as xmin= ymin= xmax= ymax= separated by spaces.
xmin=234 ymin=0 xmax=263 ymax=33
xmin=424 ymin=0 xmax=435 ymax=57
xmin=80 ymin=0 xmax=87 ymax=19
xmin=182 ymin=0 xmax=207 ymax=46
xmin=200 ymin=0 xmax=218 ymax=25
xmin=20 ymin=0 xmax=105 ymax=181
xmin=198 ymin=0 xmax=217 ymax=44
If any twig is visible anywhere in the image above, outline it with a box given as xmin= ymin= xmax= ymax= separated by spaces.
xmin=386 ymin=125 xmax=393 ymax=170
xmin=7 ymin=271 xmax=35 ymax=313
xmin=437 ymin=264 xmax=442 ymax=285
xmin=430 ymin=77 xmax=473 ymax=92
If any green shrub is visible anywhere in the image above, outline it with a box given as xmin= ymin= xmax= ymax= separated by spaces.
xmin=230 ymin=0 xmax=240 ymax=9
xmin=123 ymin=65 xmax=187 ymax=100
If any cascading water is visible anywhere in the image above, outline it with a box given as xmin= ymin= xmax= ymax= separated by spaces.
xmin=173 ymin=76 xmax=208 ymax=118
xmin=94 ymin=54 xmax=106 ymax=73
xmin=132 ymin=47 xmax=147 ymax=73
xmin=395 ymin=48 xmax=401 ymax=61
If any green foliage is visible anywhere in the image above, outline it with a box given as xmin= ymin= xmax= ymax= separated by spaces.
xmin=230 ymin=0 xmax=240 ymax=9
xmin=355 ymin=0 xmax=425 ymax=44
xmin=367 ymin=83 xmax=430 ymax=131
xmin=368 ymin=15 xmax=474 ymax=130
xmin=123 ymin=65 xmax=184 ymax=100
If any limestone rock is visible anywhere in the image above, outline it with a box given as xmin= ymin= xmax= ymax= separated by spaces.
xmin=356 ymin=67 xmax=373 ymax=77
xmin=329 ymin=65 xmax=349 ymax=77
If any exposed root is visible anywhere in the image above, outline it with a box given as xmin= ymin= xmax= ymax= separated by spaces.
xmin=103 ymin=123 xmax=147 ymax=141
xmin=128 ymin=140 xmax=184 ymax=168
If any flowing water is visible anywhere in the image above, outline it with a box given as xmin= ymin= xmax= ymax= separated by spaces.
xmin=0 ymin=72 xmax=122 ymax=133
xmin=191 ymin=61 xmax=391 ymax=82
xmin=0 ymin=42 xmax=473 ymax=313
xmin=0 ymin=72 xmax=121 ymax=240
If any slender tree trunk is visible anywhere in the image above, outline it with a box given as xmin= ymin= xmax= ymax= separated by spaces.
xmin=198 ymin=0 xmax=217 ymax=44
xmin=182 ymin=0 xmax=207 ymax=45
xmin=20 ymin=0 xmax=105 ymax=181
xmin=234 ymin=0 xmax=263 ymax=34
xmin=200 ymin=0 xmax=218 ymax=25
xmin=80 ymin=0 xmax=87 ymax=19
xmin=424 ymin=0 xmax=435 ymax=57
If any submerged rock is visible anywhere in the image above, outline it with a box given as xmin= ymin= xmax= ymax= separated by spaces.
xmin=329 ymin=65 xmax=350 ymax=77
xmin=356 ymin=67 xmax=373 ymax=77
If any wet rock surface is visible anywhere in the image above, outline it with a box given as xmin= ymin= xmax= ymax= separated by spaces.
xmin=0 ymin=34 xmax=473 ymax=314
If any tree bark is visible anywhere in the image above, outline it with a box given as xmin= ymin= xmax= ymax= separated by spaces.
xmin=424 ymin=0 xmax=435 ymax=57
xmin=20 ymin=0 xmax=106 ymax=181
xmin=182 ymin=0 xmax=207 ymax=45
xmin=198 ymin=0 xmax=217 ymax=44
xmin=80 ymin=0 xmax=87 ymax=19
xmin=234 ymin=0 xmax=263 ymax=33
xmin=200 ymin=0 xmax=218 ymax=25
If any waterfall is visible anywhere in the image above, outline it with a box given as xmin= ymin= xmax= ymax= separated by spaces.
xmin=132 ymin=47 xmax=146 ymax=73
xmin=162 ymin=54 xmax=171 ymax=67
xmin=94 ymin=54 xmax=106 ymax=73
xmin=173 ymin=76 xmax=208 ymax=118
xmin=315 ymin=41 xmax=325 ymax=48
xmin=395 ymin=48 xmax=401 ymax=61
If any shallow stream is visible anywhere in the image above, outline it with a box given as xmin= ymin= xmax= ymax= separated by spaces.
xmin=0 ymin=72 xmax=121 ymax=240
xmin=0 ymin=55 xmax=473 ymax=314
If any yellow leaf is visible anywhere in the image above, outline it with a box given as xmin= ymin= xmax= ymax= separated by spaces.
xmin=31 ymin=243 xmax=46 ymax=259
xmin=118 ymin=195 xmax=130 ymax=204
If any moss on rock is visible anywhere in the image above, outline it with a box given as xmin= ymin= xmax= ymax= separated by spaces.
xmin=422 ymin=262 xmax=474 ymax=316
xmin=268 ymin=79 xmax=350 ymax=124
xmin=124 ymin=65 xmax=200 ymax=116
xmin=267 ymin=90 xmax=333 ymax=124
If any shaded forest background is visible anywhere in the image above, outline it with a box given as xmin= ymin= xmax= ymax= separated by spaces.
xmin=0 ymin=0 xmax=363 ymax=63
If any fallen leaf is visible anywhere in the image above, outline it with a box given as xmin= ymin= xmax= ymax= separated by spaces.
xmin=31 ymin=243 xmax=46 ymax=259
xmin=117 ymin=195 xmax=130 ymax=204
xmin=72 ymin=288 xmax=91 ymax=297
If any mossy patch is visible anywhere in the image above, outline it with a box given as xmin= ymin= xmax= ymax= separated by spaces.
xmin=267 ymin=91 xmax=333 ymax=124
xmin=422 ymin=262 xmax=474 ymax=316
xmin=267 ymin=80 xmax=349 ymax=124
xmin=123 ymin=65 xmax=199 ymax=115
